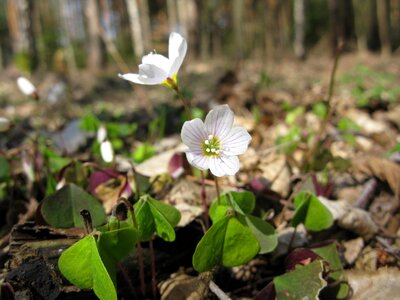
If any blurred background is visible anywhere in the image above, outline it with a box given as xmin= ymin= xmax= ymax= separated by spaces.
xmin=0 ymin=0 xmax=399 ymax=124
xmin=1 ymin=0 xmax=400 ymax=72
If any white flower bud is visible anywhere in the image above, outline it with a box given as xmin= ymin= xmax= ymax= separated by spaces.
xmin=97 ymin=125 xmax=107 ymax=143
xmin=100 ymin=140 xmax=114 ymax=163
xmin=17 ymin=77 xmax=37 ymax=96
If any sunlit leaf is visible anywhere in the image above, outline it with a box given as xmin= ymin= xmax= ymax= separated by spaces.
xmin=58 ymin=235 xmax=117 ymax=300
xmin=292 ymin=192 xmax=333 ymax=231
xmin=192 ymin=215 xmax=259 ymax=272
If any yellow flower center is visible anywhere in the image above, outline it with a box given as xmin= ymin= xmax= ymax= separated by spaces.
xmin=162 ymin=73 xmax=178 ymax=90
xmin=202 ymin=135 xmax=221 ymax=157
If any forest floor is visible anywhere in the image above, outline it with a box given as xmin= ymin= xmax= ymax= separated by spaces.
xmin=1 ymin=52 xmax=400 ymax=299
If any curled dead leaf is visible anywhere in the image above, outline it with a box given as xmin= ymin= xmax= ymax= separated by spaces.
xmin=319 ymin=197 xmax=378 ymax=240
xmin=351 ymin=156 xmax=400 ymax=202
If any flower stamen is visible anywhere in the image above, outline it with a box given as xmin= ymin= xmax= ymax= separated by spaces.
xmin=202 ymin=135 xmax=221 ymax=157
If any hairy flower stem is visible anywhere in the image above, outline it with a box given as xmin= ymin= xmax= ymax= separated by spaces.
xmin=173 ymin=86 xmax=211 ymax=231
xmin=214 ymin=176 xmax=221 ymax=205
xmin=201 ymin=171 xmax=210 ymax=230
xmin=149 ymin=238 xmax=157 ymax=300
xmin=174 ymin=86 xmax=192 ymax=120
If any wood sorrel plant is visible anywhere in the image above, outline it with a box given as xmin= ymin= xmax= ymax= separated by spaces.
xmin=181 ymin=105 xmax=278 ymax=271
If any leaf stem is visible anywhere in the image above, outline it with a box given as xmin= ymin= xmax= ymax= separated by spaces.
xmin=149 ymin=238 xmax=157 ymax=300
xmin=119 ymin=197 xmax=146 ymax=297
xmin=136 ymin=242 xmax=147 ymax=297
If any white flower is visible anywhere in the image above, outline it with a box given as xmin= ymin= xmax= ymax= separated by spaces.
xmin=181 ymin=105 xmax=251 ymax=177
xmin=97 ymin=125 xmax=107 ymax=143
xmin=118 ymin=32 xmax=187 ymax=88
xmin=0 ymin=117 xmax=10 ymax=132
xmin=17 ymin=76 xmax=37 ymax=96
xmin=100 ymin=140 xmax=114 ymax=163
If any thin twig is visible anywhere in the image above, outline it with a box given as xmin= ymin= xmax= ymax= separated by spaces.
xmin=353 ymin=178 xmax=378 ymax=209
xmin=209 ymin=281 xmax=231 ymax=300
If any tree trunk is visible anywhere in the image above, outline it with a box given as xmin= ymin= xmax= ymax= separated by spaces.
xmin=376 ymin=0 xmax=391 ymax=56
xmin=293 ymin=0 xmax=306 ymax=59
xmin=233 ymin=0 xmax=244 ymax=63
xmin=167 ymin=0 xmax=178 ymax=32
xmin=84 ymin=0 xmax=103 ymax=72
xmin=125 ymin=0 xmax=144 ymax=58
xmin=7 ymin=0 xmax=38 ymax=71
xmin=138 ymin=0 xmax=152 ymax=51
xmin=199 ymin=0 xmax=210 ymax=60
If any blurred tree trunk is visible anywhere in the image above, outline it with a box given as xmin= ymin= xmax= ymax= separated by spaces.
xmin=138 ymin=0 xmax=152 ymax=51
xmin=293 ymin=0 xmax=306 ymax=59
xmin=59 ymin=0 xmax=78 ymax=79
xmin=85 ymin=0 xmax=103 ymax=72
xmin=233 ymin=0 xmax=244 ymax=63
xmin=167 ymin=0 xmax=178 ymax=32
xmin=390 ymin=0 xmax=400 ymax=48
xmin=126 ymin=0 xmax=144 ymax=58
xmin=328 ymin=0 xmax=356 ymax=54
xmin=353 ymin=0 xmax=374 ymax=52
xmin=177 ymin=0 xmax=197 ymax=54
xmin=7 ymin=0 xmax=38 ymax=71
xmin=198 ymin=0 xmax=210 ymax=60
xmin=376 ymin=0 xmax=391 ymax=56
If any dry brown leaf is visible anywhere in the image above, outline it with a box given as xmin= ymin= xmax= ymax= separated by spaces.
xmin=319 ymin=197 xmax=379 ymax=240
xmin=351 ymin=156 xmax=400 ymax=201
xmin=159 ymin=271 xmax=211 ymax=300
xmin=343 ymin=238 xmax=364 ymax=265
xmin=94 ymin=175 xmax=126 ymax=213
xmin=346 ymin=268 xmax=400 ymax=300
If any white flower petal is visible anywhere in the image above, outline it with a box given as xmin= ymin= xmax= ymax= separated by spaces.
xmin=181 ymin=118 xmax=207 ymax=150
xmin=205 ymin=105 xmax=234 ymax=140
xmin=138 ymin=63 xmax=168 ymax=80
xmin=97 ymin=126 xmax=107 ymax=143
xmin=209 ymin=155 xmax=240 ymax=177
xmin=0 ymin=117 xmax=10 ymax=132
xmin=142 ymin=53 xmax=171 ymax=73
xmin=17 ymin=76 xmax=36 ymax=95
xmin=168 ymin=32 xmax=187 ymax=76
xmin=100 ymin=140 xmax=114 ymax=163
xmin=222 ymin=127 xmax=251 ymax=155
xmin=186 ymin=151 xmax=210 ymax=170
xmin=118 ymin=73 xmax=163 ymax=85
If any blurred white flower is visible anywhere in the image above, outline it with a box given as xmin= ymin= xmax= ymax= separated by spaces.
xmin=100 ymin=140 xmax=114 ymax=163
xmin=17 ymin=76 xmax=38 ymax=98
xmin=118 ymin=32 xmax=187 ymax=89
xmin=0 ymin=117 xmax=10 ymax=132
xmin=97 ymin=125 xmax=107 ymax=143
xmin=181 ymin=105 xmax=251 ymax=177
